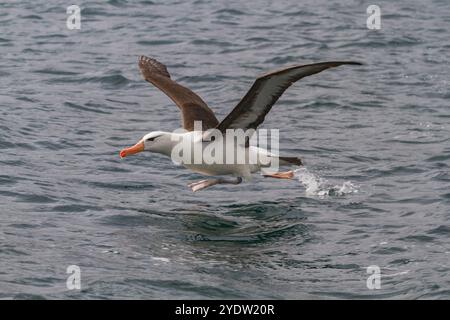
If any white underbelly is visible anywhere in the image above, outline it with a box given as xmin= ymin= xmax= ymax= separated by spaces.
xmin=174 ymin=137 xmax=275 ymax=177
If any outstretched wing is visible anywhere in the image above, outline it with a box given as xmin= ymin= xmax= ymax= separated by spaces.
xmin=216 ymin=61 xmax=362 ymax=132
xmin=138 ymin=56 xmax=219 ymax=131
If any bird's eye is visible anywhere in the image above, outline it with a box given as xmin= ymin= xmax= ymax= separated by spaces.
xmin=146 ymin=135 xmax=160 ymax=142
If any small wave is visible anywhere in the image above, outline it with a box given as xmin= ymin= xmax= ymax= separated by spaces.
xmin=82 ymin=8 xmax=109 ymax=16
xmin=213 ymin=9 xmax=245 ymax=16
xmin=190 ymin=39 xmax=235 ymax=47
xmin=34 ymin=68 xmax=79 ymax=76
xmin=294 ymin=168 xmax=359 ymax=197
xmin=88 ymin=74 xmax=130 ymax=88
xmin=20 ymin=15 xmax=43 ymax=20
xmin=64 ymin=102 xmax=111 ymax=115
xmin=137 ymin=39 xmax=182 ymax=46
xmin=107 ymin=0 xmax=128 ymax=7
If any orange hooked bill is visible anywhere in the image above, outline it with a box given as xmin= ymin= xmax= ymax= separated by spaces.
xmin=120 ymin=141 xmax=144 ymax=158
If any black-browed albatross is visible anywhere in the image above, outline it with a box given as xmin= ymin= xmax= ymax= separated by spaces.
xmin=120 ymin=56 xmax=361 ymax=192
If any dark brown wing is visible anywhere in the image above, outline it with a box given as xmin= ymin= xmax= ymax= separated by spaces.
xmin=216 ymin=61 xmax=362 ymax=132
xmin=138 ymin=56 xmax=219 ymax=131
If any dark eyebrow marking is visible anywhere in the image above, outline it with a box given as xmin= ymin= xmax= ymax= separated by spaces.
xmin=146 ymin=135 xmax=161 ymax=141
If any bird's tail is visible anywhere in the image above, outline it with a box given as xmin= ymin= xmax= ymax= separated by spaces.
xmin=279 ymin=156 xmax=303 ymax=166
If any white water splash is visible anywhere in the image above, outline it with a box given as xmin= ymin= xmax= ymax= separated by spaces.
xmin=294 ymin=167 xmax=359 ymax=197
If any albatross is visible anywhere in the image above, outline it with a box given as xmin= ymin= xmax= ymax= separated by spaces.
xmin=120 ymin=56 xmax=361 ymax=192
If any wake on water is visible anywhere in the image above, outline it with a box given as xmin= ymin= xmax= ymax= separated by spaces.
xmin=293 ymin=167 xmax=359 ymax=197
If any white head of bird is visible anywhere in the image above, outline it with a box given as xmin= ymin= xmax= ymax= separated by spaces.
xmin=120 ymin=131 xmax=176 ymax=158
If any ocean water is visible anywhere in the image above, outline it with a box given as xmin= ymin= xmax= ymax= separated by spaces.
xmin=1 ymin=0 xmax=449 ymax=299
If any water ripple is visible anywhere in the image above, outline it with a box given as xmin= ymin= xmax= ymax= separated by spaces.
xmin=1 ymin=0 xmax=449 ymax=300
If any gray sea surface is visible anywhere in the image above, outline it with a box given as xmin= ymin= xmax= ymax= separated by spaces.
xmin=0 ymin=0 xmax=449 ymax=299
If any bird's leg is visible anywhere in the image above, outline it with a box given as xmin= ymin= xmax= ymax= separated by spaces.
xmin=188 ymin=177 xmax=242 ymax=192
xmin=262 ymin=170 xmax=295 ymax=179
